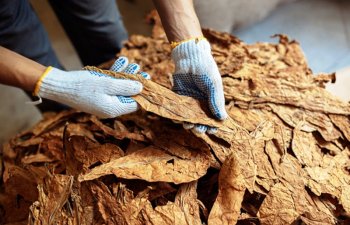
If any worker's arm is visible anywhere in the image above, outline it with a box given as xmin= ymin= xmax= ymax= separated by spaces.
xmin=153 ymin=0 xmax=227 ymax=134
xmin=0 ymin=46 xmax=45 ymax=91
xmin=0 ymin=46 xmax=148 ymax=118
xmin=152 ymin=0 xmax=202 ymax=42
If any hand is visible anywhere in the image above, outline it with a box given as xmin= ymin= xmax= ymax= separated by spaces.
xmin=36 ymin=57 xmax=150 ymax=118
xmin=171 ymin=38 xmax=227 ymax=133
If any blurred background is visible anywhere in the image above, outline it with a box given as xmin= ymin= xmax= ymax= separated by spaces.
xmin=0 ymin=0 xmax=349 ymax=144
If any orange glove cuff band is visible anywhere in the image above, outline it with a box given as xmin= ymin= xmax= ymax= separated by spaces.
xmin=33 ymin=66 xmax=53 ymax=96
xmin=170 ymin=36 xmax=207 ymax=50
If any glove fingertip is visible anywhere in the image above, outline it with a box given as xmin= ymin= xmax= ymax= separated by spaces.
xmin=209 ymin=92 xmax=228 ymax=120
xmin=129 ymin=80 xmax=143 ymax=95
xmin=207 ymin=127 xmax=218 ymax=134
xmin=139 ymin=71 xmax=151 ymax=80
xmin=215 ymin=108 xmax=228 ymax=120
xmin=110 ymin=56 xmax=129 ymax=72
xmin=183 ymin=122 xmax=194 ymax=130
xmin=123 ymin=63 xmax=140 ymax=75
xmin=192 ymin=125 xmax=207 ymax=134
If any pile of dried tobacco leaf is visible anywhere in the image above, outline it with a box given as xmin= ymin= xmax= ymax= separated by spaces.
xmin=1 ymin=12 xmax=350 ymax=225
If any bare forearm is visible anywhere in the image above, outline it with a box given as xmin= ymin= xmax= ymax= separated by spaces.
xmin=152 ymin=0 xmax=202 ymax=42
xmin=0 ymin=46 xmax=46 ymax=92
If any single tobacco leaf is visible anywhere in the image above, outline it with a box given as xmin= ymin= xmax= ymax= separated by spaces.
xmin=141 ymin=181 xmax=202 ymax=225
xmin=173 ymin=181 xmax=202 ymax=225
xmin=84 ymin=66 xmax=242 ymax=135
xmin=196 ymin=125 xmax=258 ymax=193
xmin=78 ymin=145 xmax=210 ymax=184
xmin=64 ymin=123 xmax=96 ymax=142
xmin=291 ymin=129 xmax=323 ymax=167
xmin=208 ymin=152 xmax=246 ymax=225
xmin=329 ymin=114 xmax=350 ymax=142
xmin=28 ymin=174 xmax=73 ymax=225
xmin=21 ymin=153 xmax=54 ymax=165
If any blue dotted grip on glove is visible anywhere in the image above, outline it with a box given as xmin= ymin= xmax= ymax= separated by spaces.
xmin=109 ymin=57 xmax=150 ymax=105
xmin=171 ymin=39 xmax=228 ymax=134
xmin=89 ymin=57 xmax=150 ymax=105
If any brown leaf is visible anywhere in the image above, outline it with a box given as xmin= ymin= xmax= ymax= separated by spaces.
xmin=28 ymin=174 xmax=73 ymax=225
xmin=208 ymin=153 xmax=246 ymax=225
xmin=78 ymin=145 xmax=210 ymax=184
xmin=141 ymin=181 xmax=202 ymax=225
xmin=329 ymin=114 xmax=350 ymax=142
xmin=292 ymin=129 xmax=323 ymax=167
xmin=84 ymin=66 xmax=243 ymax=135
xmin=89 ymin=181 xmax=148 ymax=225
xmin=305 ymin=151 xmax=350 ymax=212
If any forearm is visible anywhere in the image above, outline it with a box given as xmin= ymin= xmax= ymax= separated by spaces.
xmin=152 ymin=0 xmax=202 ymax=42
xmin=0 ymin=46 xmax=46 ymax=92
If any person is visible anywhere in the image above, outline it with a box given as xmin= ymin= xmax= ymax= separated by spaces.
xmin=0 ymin=0 xmax=227 ymax=134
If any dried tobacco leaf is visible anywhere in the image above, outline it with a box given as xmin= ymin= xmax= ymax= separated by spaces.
xmin=84 ymin=66 xmax=242 ymax=136
xmin=305 ymin=151 xmax=350 ymax=213
xmin=208 ymin=153 xmax=246 ymax=225
xmin=258 ymin=181 xmax=336 ymax=225
xmin=270 ymin=104 xmax=342 ymax=141
xmin=66 ymin=135 xmax=124 ymax=170
xmin=258 ymin=183 xmax=299 ymax=224
xmin=223 ymin=76 xmax=350 ymax=115
xmin=329 ymin=114 xmax=350 ymax=142
xmin=89 ymin=116 xmax=147 ymax=142
xmin=28 ymin=174 xmax=73 ymax=225
xmin=292 ymin=129 xmax=323 ymax=167
xmin=89 ymin=181 xmax=148 ymax=225
xmin=141 ymin=181 xmax=202 ymax=225
xmin=78 ymin=145 xmax=210 ymax=184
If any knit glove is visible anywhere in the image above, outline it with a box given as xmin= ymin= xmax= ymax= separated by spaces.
xmin=171 ymin=38 xmax=227 ymax=133
xmin=34 ymin=57 xmax=150 ymax=118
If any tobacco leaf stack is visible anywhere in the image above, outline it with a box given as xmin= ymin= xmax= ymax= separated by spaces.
xmin=1 ymin=12 xmax=350 ymax=225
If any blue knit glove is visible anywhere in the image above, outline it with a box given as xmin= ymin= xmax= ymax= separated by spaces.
xmin=171 ymin=39 xmax=228 ymax=134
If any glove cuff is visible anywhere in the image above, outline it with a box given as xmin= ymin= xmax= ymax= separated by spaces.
xmin=33 ymin=66 xmax=53 ymax=96
xmin=170 ymin=36 xmax=207 ymax=49
xmin=171 ymin=39 xmax=212 ymax=62
xmin=36 ymin=67 xmax=75 ymax=102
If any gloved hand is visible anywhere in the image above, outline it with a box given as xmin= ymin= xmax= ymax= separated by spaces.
xmin=34 ymin=57 xmax=150 ymax=118
xmin=171 ymin=38 xmax=228 ymax=134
